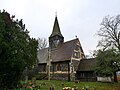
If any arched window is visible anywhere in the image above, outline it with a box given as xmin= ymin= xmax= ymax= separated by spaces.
xmin=57 ymin=64 xmax=61 ymax=71
xmin=74 ymin=52 xmax=80 ymax=59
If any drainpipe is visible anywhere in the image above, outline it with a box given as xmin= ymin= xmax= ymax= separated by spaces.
xmin=68 ymin=62 xmax=70 ymax=82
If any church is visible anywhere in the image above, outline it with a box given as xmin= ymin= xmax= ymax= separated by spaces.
xmin=37 ymin=16 xmax=96 ymax=81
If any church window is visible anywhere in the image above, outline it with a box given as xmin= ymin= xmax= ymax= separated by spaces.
xmin=53 ymin=39 xmax=60 ymax=47
xmin=57 ymin=64 xmax=61 ymax=71
xmin=43 ymin=65 xmax=46 ymax=71
xmin=81 ymin=73 xmax=84 ymax=78
xmin=74 ymin=52 xmax=80 ymax=59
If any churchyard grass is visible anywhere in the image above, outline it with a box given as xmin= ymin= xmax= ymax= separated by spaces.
xmin=15 ymin=80 xmax=120 ymax=90
xmin=37 ymin=80 xmax=120 ymax=90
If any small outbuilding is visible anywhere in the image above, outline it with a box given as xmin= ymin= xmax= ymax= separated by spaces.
xmin=76 ymin=58 xmax=97 ymax=82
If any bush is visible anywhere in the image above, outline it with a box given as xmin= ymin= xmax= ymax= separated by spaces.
xmin=35 ymin=73 xmax=47 ymax=80
xmin=28 ymin=69 xmax=47 ymax=80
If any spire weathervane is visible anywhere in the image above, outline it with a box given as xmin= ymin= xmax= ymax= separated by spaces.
xmin=55 ymin=10 xmax=57 ymax=17
xmin=75 ymin=35 xmax=77 ymax=39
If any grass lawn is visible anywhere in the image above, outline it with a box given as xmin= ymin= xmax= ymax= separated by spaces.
xmin=34 ymin=80 xmax=120 ymax=90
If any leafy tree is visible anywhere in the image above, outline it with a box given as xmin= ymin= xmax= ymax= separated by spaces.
xmin=95 ymin=49 xmax=120 ymax=82
xmin=0 ymin=10 xmax=38 ymax=89
xmin=97 ymin=15 xmax=120 ymax=51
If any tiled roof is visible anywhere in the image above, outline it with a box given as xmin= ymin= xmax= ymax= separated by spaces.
xmin=37 ymin=48 xmax=48 ymax=64
xmin=38 ymin=38 xmax=83 ymax=63
xmin=77 ymin=58 xmax=96 ymax=71
xmin=51 ymin=39 xmax=78 ymax=62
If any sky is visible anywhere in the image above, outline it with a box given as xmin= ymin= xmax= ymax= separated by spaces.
xmin=0 ymin=0 xmax=120 ymax=55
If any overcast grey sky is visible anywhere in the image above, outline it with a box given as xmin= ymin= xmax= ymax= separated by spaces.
xmin=1 ymin=0 xmax=120 ymax=55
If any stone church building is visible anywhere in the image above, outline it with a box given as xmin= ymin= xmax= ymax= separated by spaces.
xmin=37 ymin=16 xmax=96 ymax=81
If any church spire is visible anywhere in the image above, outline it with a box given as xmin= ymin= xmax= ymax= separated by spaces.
xmin=49 ymin=16 xmax=64 ymax=50
xmin=50 ymin=16 xmax=63 ymax=37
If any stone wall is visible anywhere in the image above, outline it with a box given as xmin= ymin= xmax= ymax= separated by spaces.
xmin=97 ymin=77 xmax=111 ymax=82
xmin=51 ymin=61 xmax=69 ymax=72
xmin=51 ymin=73 xmax=69 ymax=80
xmin=72 ymin=60 xmax=80 ymax=71
xmin=51 ymin=61 xmax=70 ymax=80
xmin=37 ymin=60 xmax=80 ymax=81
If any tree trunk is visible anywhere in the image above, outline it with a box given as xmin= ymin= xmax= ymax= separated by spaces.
xmin=113 ymin=71 xmax=118 ymax=82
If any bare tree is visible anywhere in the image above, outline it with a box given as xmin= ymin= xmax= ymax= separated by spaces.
xmin=38 ymin=38 xmax=47 ymax=50
xmin=97 ymin=15 xmax=120 ymax=51
xmin=97 ymin=15 xmax=120 ymax=82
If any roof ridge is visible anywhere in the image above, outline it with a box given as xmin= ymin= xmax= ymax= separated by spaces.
xmin=81 ymin=58 xmax=95 ymax=60
xmin=63 ymin=38 xmax=79 ymax=44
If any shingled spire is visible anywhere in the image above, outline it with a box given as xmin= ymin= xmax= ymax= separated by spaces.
xmin=49 ymin=16 xmax=64 ymax=50
xmin=50 ymin=16 xmax=63 ymax=37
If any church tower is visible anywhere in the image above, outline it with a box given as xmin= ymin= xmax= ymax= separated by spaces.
xmin=49 ymin=16 xmax=64 ymax=50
